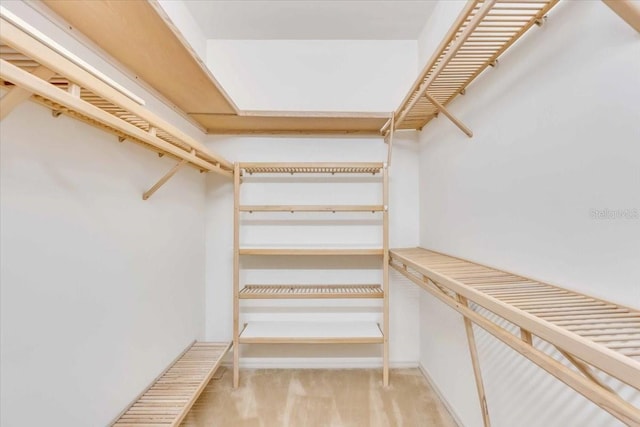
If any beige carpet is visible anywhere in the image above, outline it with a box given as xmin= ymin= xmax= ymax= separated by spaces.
xmin=181 ymin=368 xmax=457 ymax=427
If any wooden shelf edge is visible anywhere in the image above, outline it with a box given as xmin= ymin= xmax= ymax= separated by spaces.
xmin=239 ymin=284 xmax=384 ymax=299
xmin=239 ymin=162 xmax=385 ymax=175
xmin=239 ymin=205 xmax=385 ymax=213
xmin=238 ymin=321 xmax=384 ymax=344
xmin=239 ymin=248 xmax=385 ymax=256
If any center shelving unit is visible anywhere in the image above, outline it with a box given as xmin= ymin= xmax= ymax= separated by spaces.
xmin=233 ymin=162 xmax=389 ymax=388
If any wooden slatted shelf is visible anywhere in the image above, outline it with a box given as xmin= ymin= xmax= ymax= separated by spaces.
xmin=240 ymin=162 xmax=384 ymax=175
xmin=389 ymin=247 xmax=640 ymax=425
xmin=384 ymin=0 xmax=559 ymax=133
xmin=0 ymin=12 xmax=233 ymax=177
xmin=239 ymin=248 xmax=384 ymax=256
xmin=239 ymin=321 xmax=384 ymax=344
xmin=239 ymin=284 xmax=384 ymax=299
xmin=239 ymin=205 xmax=385 ymax=213
xmin=112 ymin=341 xmax=230 ymax=427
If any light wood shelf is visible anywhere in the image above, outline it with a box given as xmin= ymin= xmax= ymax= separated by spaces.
xmin=239 ymin=321 xmax=384 ymax=344
xmin=385 ymin=0 xmax=559 ymax=133
xmin=239 ymin=205 xmax=385 ymax=213
xmin=239 ymin=248 xmax=384 ymax=256
xmin=112 ymin=341 xmax=230 ymax=427
xmin=39 ymin=1 xmax=391 ymax=135
xmin=240 ymin=162 xmax=384 ymax=175
xmin=239 ymin=284 xmax=384 ymax=299
xmin=0 ymin=13 xmax=233 ymax=177
xmin=390 ymin=247 xmax=640 ymax=425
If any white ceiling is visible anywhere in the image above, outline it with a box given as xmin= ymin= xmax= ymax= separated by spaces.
xmin=183 ymin=1 xmax=435 ymax=40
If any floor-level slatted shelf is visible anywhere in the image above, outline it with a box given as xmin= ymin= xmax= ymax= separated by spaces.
xmin=239 ymin=321 xmax=384 ymax=344
xmin=239 ymin=284 xmax=384 ymax=299
xmin=112 ymin=341 xmax=230 ymax=427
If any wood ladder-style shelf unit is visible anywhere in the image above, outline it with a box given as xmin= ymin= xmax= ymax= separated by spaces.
xmin=390 ymin=248 xmax=640 ymax=426
xmin=382 ymin=0 xmax=559 ymax=136
xmin=0 ymin=9 xmax=233 ymax=183
xmin=233 ymin=162 xmax=390 ymax=388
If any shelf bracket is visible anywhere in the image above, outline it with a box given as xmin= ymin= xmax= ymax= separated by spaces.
xmin=142 ymin=158 xmax=188 ymax=200
xmin=386 ymin=113 xmax=395 ymax=167
xmin=520 ymin=328 xmax=533 ymax=345
xmin=0 ymin=65 xmax=55 ymax=121
xmin=555 ymin=346 xmax=616 ymax=394
xmin=457 ymin=294 xmax=492 ymax=427
xmin=602 ymin=0 xmax=640 ymax=33
xmin=425 ymin=93 xmax=473 ymax=138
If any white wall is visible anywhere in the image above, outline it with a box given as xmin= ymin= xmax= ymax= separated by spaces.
xmin=417 ymin=1 xmax=640 ymax=426
xmin=0 ymin=3 xmax=208 ymax=426
xmin=207 ymin=39 xmax=417 ymax=112
xmin=157 ymin=0 xmax=208 ymax=60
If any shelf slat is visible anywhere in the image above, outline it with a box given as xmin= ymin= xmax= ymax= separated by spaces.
xmin=239 ymin=205 xmax=385 ymax=213
xmin=240 ymin=162 xmax=384 ymax=175
xmin=239 ymin=248 xmax=384 ymax=256
xmin=239 ymin=321 xmax=384 ymax=344
xmin=239 ymin=284 xmax=384 ymax=299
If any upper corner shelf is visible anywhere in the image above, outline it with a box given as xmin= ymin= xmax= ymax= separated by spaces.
xmin=240 ymin=162 xmax=385 ymax=175
xmin=386 ymin=0 xmax=559 ymax=133
xmin=0 ymin=11 xmax=233 ymax=177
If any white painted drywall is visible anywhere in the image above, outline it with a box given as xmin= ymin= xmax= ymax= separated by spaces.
xmin=416 ymin=1 xmax=640 ymax=426
xmin=156 ymin=0 xmax=208 ymax=61
xmin=207 ymin=39 xmax=417 ymax=112
xmin=0 ymin=3 xmax=208 ymax=426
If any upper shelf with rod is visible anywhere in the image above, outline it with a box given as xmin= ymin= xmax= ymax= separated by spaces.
xmin=382 ymin=0 xmax=559 ymax=137
xmin=0 ymin=7 xmax=234 ymax=199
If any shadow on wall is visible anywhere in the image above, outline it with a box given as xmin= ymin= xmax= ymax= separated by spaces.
xmin=473 ymin=305 xmax=639 ymax=427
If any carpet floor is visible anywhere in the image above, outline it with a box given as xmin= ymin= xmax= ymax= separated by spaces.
xmin=180 ymin=368 xmax=457 ymax=427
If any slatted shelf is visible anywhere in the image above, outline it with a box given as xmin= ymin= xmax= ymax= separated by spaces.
xmin=239 ymin=321 xmax=384 ymax=344
xmin=385 ymin=0 xmax=559 ymax=133
xmin=112 ymin=341 xmax=230 ymax=427
xmin=239 ymin=248 xmax=384 ymax=256
xmin=240 ymin=162 xmax=384 ymax=175
xmin=0 ymin=11 xmax=233 ymax=177
xmin=389 ymin=247 xmax=640 ymax=425
xmin=239 ymin=205 xmax=385 ymax=213
xmin=239 ymin=284 xmax=384 ymax=299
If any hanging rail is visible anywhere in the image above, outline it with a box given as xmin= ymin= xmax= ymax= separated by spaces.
xmin=0 ymin=8 xmax=233 ymax=197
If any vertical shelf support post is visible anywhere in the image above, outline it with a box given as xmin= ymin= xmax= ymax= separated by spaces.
xmin=386 ymin=114 xmax=395 ymax=167
xmin=382 ymin=164 xmax=390 ymax=386
xmin=233 ymin=163 xmax=241 ymax=388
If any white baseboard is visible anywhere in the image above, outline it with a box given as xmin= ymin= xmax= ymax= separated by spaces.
xmin=418 ymin=363 xmax=464 ymax=427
